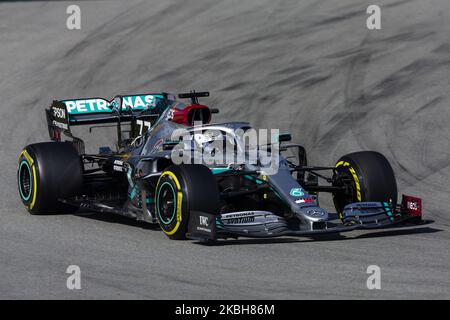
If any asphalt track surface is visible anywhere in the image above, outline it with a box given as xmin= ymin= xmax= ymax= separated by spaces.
xmin=0 ymin=0 xmax=449 ymax=299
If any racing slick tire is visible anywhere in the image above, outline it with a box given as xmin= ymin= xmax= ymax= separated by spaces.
xmin=17 ymin=142 xmax=83 ymax=215
xmin=332 ymin=151 xmax=398 ymax=219
xmin=155 ymin=164 xmax=221 ymax=240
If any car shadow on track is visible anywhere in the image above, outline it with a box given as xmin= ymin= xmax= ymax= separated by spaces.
xmin=74 ymin=211 xmax=161 ymax=231
xmin=73 ymin=211 xmax=442 ymax=246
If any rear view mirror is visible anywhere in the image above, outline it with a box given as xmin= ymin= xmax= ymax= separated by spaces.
xmin=278 ymin=133 xmax=292 ymax=142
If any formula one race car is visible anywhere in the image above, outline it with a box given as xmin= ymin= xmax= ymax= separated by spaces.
xmin=17 ymin=91 xmax=424 ymax=241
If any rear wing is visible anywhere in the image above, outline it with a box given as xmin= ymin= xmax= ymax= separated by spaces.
xmin=46 ymin=93 xmax=174 ymax=149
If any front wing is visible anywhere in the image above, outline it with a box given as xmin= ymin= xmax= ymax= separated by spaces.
xmin=187 ymin=195 xmax=424 ymax=241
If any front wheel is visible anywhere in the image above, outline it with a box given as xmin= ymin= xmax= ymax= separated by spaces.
xmin=155 ymin=164 xmax=221 ymax=240
xmin=332 ymin=151 xmax=398 ymax=219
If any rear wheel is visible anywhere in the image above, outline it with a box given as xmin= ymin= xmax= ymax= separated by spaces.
xmin=155 ymin=164 xmax=220 ymax=240
xmin=332 ymin=151 xmax=397 ymax=219
xmin=18 ymin=142 xmax=83 ymax=214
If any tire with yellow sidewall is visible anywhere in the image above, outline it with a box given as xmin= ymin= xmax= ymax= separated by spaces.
xmin=332 ymin=151 xmax=397 ymax=219
xmin=155 ymin=164 xmax=220 ymax=240
xmin=17 ymin=142 xmax=83 ymax=214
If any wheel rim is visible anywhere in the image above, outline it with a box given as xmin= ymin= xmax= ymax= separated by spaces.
xmin=18 ymin=160 xmax=32 ymax=201
xmin=156 ymin=182 xmax=177 ymax=225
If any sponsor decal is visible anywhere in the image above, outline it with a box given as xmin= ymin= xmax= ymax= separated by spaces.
xmin=222 ymin=212 xmax=254 ymax=218
xmin=225 ymin=216 xmax=255 ymax=224
xmin=52 ymin=120 xmax=68 ymax=130
xmin=196 ymin=226 xmax=212 ymax=233
xmin=193 ymin=214 xmax=213 ymax=233
xmin=53 ymin=106 xmax=66 ymax=119
xmin=407 ymin=200 xmax=419 ymax=211
xmin=51 ymin=102 xmax=69 ymax=130
xmin=113 ymin=160 xmax=124 ymax=172
xmin=63 ymin=95 xmax=161 ymax=115
xmin=199 ymin=216 xmax=209 ymax=226
xmin=403 ymin=195 xmax=422 ymax=217
xmin=290 ymin=188 xmax=304 ymax=197
xmin=196 ymin=215 xmax=212 ymax=233
xmin=122 ymin=95 xmax=157 ymax=109
xmin=221 ymin=211 xmax=256 ymax=224
xmin=64 ymin=98 xmax=110 ymax=114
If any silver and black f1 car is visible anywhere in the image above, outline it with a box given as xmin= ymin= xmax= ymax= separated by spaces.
xmin=17 ymin=91 xmax=424 ymax=241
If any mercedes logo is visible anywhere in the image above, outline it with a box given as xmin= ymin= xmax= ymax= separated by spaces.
xmin=306 ymin=209 xmax=325 ymax=217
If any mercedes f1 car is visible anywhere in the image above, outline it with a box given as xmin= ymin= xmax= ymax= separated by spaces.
xmin=17 ymin=91 xmax=424 ymax=241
